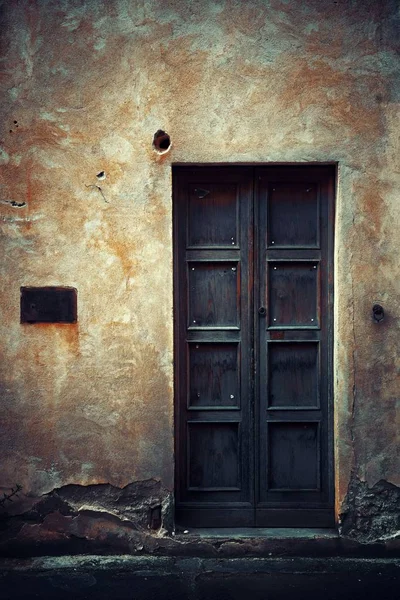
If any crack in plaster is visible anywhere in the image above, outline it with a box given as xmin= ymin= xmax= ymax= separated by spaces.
xmin=85 ymin=184 xmax=109 ymax=203
xmin=350 ymin=210 xmax=357 ymax=477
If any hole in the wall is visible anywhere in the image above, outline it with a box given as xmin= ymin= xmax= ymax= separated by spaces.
xmin=158 ymin=137 xmax=170 ymax=150
xmin=2 ymin=200 xmax=27 ymax=208
xmin=153 ymin=130 xmax=171 ymax=154
xmin=96 ymin=171 xmax=106 ymax=180
xmin=149 ymin=505 xmax=162 ymax=530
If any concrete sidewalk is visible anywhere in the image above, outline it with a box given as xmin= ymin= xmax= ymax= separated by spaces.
xmin=1 ymin=555 xmax=399 ymax=600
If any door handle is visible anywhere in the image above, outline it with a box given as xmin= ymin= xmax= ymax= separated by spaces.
xmin=258 ymin=306 xmax=267 ymax=317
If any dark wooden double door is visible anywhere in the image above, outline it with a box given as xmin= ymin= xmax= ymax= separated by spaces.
xmin=173 ymin=166 xmax=335 ymax=527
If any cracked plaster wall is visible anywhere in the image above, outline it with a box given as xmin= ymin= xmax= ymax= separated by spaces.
xmin=0 ymin=0 xmax=399 ymax=545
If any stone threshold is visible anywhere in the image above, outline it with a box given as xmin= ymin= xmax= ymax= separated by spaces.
xmin=165 ymin=527 xmax=399 ymax=558
xmin=176 ymin=527 xmax=339 ymax=539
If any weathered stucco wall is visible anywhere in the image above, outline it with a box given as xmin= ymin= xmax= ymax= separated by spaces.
xmin=0 ymin=0 xmax=399 ymax=550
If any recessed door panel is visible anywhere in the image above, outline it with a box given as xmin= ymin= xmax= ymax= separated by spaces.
xmin=267 ymin=183 xmax=319 ymax=247
xmin=188 ymin=342 xmax=240 ymax=409
xmin=268 ymin=422 xmax=320 ymax=490
xmin=268 ymin=342 xmax=319 ymax=409
xmin=268 ymin=262 xmax=319 ymax=328
xmin=188 ymin=262 xmax=240 ymax=328
xmin=188 ymin=422 xmax=240 ymax=490
xmin=188 ymin=183 xmax=238 ymax=247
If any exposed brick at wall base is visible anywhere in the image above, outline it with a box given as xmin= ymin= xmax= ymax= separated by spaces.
xmin=339 ymin=478 xmax=400 ymax=543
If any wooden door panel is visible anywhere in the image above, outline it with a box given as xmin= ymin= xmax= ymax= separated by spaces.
xmin=188 ymin=183 xmax=238 ymax=247
xmin=188 ymin=422 xmax=240 ymax=490
xmin=268 ymin=261 xmax=320 ymax=328
xmin=268 ymin=421 xmax=320 ymax=491
xmin=188 ymin=262 xmax=240 ymax=328
xmin=188 ymin=342 xmax=240 ymax=409
xmin=267 ymin=183 xmax=319 ymax=248
xmin=267 ymin=341 xmax=320 ymax=409
xmin=174 ymin=167 xmax=253 ymax=526
xmin=257 ymin=166 xmax=334 ymax=525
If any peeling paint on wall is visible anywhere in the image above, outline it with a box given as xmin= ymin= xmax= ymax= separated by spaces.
xmin=0 ymin=480 xmax=173 ymax=556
